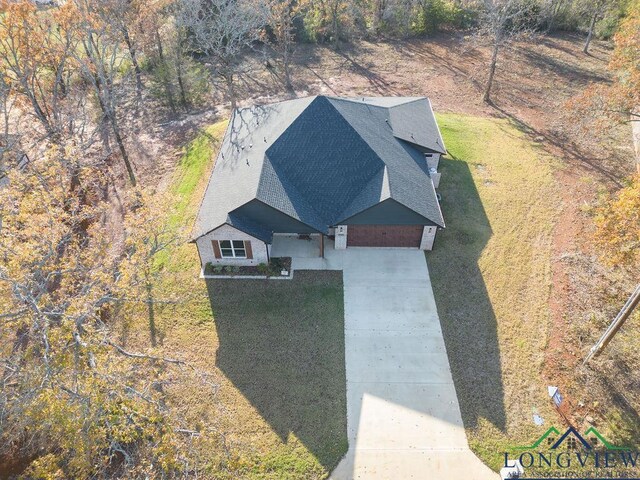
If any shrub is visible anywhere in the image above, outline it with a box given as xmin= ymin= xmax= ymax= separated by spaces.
xmin=410 ymin=0 xmax=476 ymax=35
xmin=270 ymin=257 xmax=284 ymax=270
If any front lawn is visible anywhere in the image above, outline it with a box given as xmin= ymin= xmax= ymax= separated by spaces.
xmin=124 ymin=122 xmax=347 ymax=479
xmin=206 ymin=272 xmax=347 ymax=477
xmin=429 ymin=113 xmax=561 ymax=470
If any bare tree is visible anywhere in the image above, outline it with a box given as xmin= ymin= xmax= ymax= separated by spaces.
xmin=115 ymin=0 xmax=145 ymax=100
xmin=175 ymin=0 xmax=266 ymax=111
xmin=265 ymin=0 xmax=307 ymax=92
xmin=72 ymin=0 xmax=137 ymax=186
xmin=477 ymin=0 xmax=536 ymax=103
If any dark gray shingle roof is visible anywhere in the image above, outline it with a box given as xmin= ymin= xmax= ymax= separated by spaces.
xmin=192 ymin=95 xmax=445 ymax=241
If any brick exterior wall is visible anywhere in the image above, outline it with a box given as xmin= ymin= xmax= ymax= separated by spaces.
xmin=196 ymin=224 xmax=268 ymax=267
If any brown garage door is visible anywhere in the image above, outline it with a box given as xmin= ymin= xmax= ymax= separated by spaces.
xmin=347 ymin=225 xmax=423 ymax=247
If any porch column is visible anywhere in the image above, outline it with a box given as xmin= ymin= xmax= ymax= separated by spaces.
xmin=320 ymin=234 xmax=325 ymax=258
xmin=420 ymin=226 xmax=437 ymax=251
xmin=335 ymin=225 xmax=347 ymax=250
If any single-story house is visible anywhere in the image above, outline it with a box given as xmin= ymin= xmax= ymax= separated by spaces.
xmin=192 ymin=95 xmax=446 ymax=267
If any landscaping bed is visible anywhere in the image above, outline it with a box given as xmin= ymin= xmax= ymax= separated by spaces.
xmin=204 ymin=257 xmax=292 ymax=278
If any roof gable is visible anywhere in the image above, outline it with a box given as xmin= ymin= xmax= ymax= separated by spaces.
xmin=339 ymin=198 xmax=437 ymax=226
xmin=388 ymin=98 xmax=446 ymax=153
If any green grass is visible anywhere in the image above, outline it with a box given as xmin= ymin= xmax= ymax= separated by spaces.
xmin=429 ymin=113 xmax=561 ymax=471
xmin=168 ymin=120 xmax=228 ymax=231
xmin=140 ymin=122 xmax=347 ymax=479
xmin=152 ymin=121 xmax=228 ymax=271
xmin=205 ymin=273 xmax=347 ymax=478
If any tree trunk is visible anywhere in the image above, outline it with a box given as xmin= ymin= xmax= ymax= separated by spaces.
xmin=583 ymin=12 xmax=597 ymax=54
xmin=331 ymin=4 xmax=340 ymax=48
xmin=224 ymin=71 xmax=237 ymax=111
xmin=483 ymin=41 xmax=500 ymax=103
xmin=164 ymin=71 xmax=178 ymax=114
xmin=93 ymin=80 xmax=137 ymax=186
xmin=176 ymin=64 xmax=189 ymax=111
xmin=96 ymin=91 xmax=136 ymax=186
xmin=109 ymin=112 xmax=136 ymax=186
xmin=146 ymin=281 xmax=156 ymax=347
xmin=283 ymin=43 xmax=294 ymax=92
xmin=175 ymin=47 xmax=190 ymax=111
xmin=373 ymin=0 xmax=385 ymax=34
xmin=21 ymin=81 xmax=55 ymax=138
xmin=82 ymin=36 xmax=136 ymax=186
xmin=155 ymin=28 xmax=165 ymax=61
xmin=122 ymin=26 xmax=143 ymax=101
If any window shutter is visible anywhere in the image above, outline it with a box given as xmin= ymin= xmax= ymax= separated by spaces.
xmin=244 ymin=240 xmax=253 ymax=259
xmin=212 ymin=240 xmax=221 ymax=259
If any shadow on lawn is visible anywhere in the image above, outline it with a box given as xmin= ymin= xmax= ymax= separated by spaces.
xmin=428 ymin=156 xmax=507 ymax=433
xmin=205 ymin=271 xmax=348 ymax=470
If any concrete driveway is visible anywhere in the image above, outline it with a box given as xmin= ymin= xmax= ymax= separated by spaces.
xmin=329 ymin=248 xmax=497 ymax=480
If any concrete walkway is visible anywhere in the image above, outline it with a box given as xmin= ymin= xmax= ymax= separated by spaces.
xmin=320 ymin=248 xmax=498 ymax=480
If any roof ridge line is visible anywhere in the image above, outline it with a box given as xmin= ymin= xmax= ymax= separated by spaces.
xmin=334 ymin=164 xmax=388 ymax=223
xmin=259 ymin=154 xmax=329 ymax=232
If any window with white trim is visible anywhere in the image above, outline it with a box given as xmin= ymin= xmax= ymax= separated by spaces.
xmin=220 ymin=240 xmax=246 ymax=258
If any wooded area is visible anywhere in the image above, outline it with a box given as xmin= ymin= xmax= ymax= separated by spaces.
xmin=0 ymin=0 xmax=638 ymax=477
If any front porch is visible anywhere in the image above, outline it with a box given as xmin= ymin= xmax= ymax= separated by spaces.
xmin=271 ymin=234 xmax=344 ymax=271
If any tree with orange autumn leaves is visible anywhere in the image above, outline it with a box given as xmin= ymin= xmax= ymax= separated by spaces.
xmin=574 ymin=1 xmax=640 ymax=271
xmin=593 ymin=175 xmax=640 ymax=270
xmin=0 ymin=1 xmax=80 ymax=140
xmin=569 ymin=0 xmax=640 ymax=130
xmin=0 ymin=147 xmax=218 ymax=477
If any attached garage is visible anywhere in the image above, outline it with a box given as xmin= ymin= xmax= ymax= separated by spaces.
xmin=347 ymin=225 xmax=424 ymax=248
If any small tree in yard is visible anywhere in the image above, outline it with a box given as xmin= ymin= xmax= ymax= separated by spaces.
xmin=119 ymin=189 xmax=181 ymax=347
xmin=476 ymin=0 xmax=538 ymax=103
xmin=175 ymin=0 xmax=267 ymax=111
xmin=580 ymin=0 xmax=620 ymax=54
